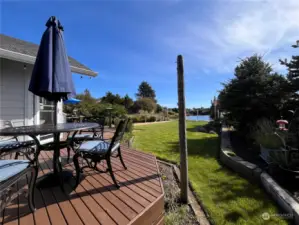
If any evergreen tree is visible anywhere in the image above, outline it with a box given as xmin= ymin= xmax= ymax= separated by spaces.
xmin=280 ymin=40 xmax=299 ymax=104
xmin=101 ymin=92 xmax=123 ymax=105
xmin=123 ymin=94 xmax=134 ymax=110
xmin=76 ymin=89 xmax=96 ymax=103
xmin=219 ymin=55 xmax=289 ymax=133
xmin=156 ymin=104 xmax=163 ymax=113
xmin=136 ymin=81 xmax=156 ymax=101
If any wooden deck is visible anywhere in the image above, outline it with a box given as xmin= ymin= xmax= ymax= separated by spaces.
xmin=1 ymin=145 xmax=164 ymax=225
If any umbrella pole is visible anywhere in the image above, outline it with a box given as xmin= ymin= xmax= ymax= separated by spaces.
xmin=54 ymin=100 xmax=58 ymax=126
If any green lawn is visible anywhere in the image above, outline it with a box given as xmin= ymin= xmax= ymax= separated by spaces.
xmin=133 ymin=121 xmax=287 ymax=225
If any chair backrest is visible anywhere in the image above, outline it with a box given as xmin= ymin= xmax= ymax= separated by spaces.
xmin=80 ymin=117 xmax=106 ymax=138
xmin=108 ymin=118 xmax=129 ymax=153
xmin=11 ymin=120 xmax=27 ymax=141
xmin=91 ymin=117 xmax=106 ymax=138
xmin=96 ymin=117 xmax=106 ymax=127
xmin=83 ymin=116 xmax=105 ymax=126
xmin=0 ymin=120 xmax=12 ymax=128
xmin=0 ymin=120 xmax=16 ymax=142
xmin=10 ymin=119 xmax=25 ymax=127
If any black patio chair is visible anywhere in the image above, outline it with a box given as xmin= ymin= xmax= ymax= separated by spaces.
xmin=73 ymin=118 xmax=128 ymax=188
xmin=0 ymin=120 xmax=35 ymax=160
xmin=66 ymin=117 xmax=106 ymax=162
xmin=0 ymin=150 xmax=38 ymax=214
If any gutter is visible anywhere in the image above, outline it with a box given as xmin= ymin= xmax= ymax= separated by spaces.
xmin=0 ymin=48 xmax=98 ymax=77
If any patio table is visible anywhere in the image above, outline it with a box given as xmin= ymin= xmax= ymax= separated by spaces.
xmin=0 ymin=122 xmax=99 ymax=189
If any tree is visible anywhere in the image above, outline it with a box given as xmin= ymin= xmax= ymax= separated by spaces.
xmin=171 ymin=108 xmax=179 ymax=113
xmin=280 ymin=40 xmax=299 ymax=92
xmin=219 ymin=55 xmax=290 ymax=134
xmin=76 ymin=89 xmax=96 ymax=104
xmin=68 ymin=89 xmax=97 ymax=117
xmin=101 ymin=92 xmax=122 ymax=105
xmin=110 ymin=104 xmax=127 ymax=117
xmin=136 ymin=81 xmax=156 ymax=101
xmin=133 ymin=98 xmax=156 ymax=113
xmin=280 ymin=40 xmax=299 ymax=114
xmin=156 ymin=104 xmax=163 ymax=113
xmin=63 ymin=89 xmax=128 ymax=119
xmin=123 ymin=94 xmax=134 ymax=110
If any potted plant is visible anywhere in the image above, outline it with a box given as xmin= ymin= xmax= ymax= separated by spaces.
xmin=252 ymin=112 xmax=299 ymax=181
xmin=268 ymin=147 xmax=299 ymax=182
xmin=252 ymin=119 xmax=286 ymax=163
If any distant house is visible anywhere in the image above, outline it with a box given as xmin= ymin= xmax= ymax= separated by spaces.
xmin=0 ymin=34 xmax=98 ymax=143
xmin=211 ymin=96 xmax=220 ymax=119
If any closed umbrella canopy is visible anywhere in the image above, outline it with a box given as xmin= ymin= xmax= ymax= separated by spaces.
xmin=64 ymin=98 xmax=81 ymax=104
xmin=28 ymin=16 xmax=75 ymax=101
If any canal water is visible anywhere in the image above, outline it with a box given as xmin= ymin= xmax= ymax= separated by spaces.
xmin=186 ymin=115 xmax=211 ymax=121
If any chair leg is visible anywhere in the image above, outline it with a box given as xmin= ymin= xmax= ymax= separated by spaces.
xmin=73 ymin=153 xmax=81 ymax=187
xmin=14 ymin=152 xmax=19 ymax=159
xmin=67 ymin=146 xmax=71 ymax=163
xmin=1 ymin=208 xmax=5 ymax=221
xmin=117 ymin=146 xmax=127 ymax=169
xmin=28 ymin=166 xmax=38 ymax=212
xmin=106 ymin=157 xmax=120 ymax=188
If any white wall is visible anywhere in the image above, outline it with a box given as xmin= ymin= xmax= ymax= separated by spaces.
xmin=0 ymin=58 xmax=64 ymax=142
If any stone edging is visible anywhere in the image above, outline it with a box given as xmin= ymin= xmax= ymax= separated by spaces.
xmin=219 ymin=125 xmax=299 ymax=224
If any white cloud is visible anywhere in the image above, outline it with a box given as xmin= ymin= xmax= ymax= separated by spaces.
xmin=161 ymin=0 xmax=299 ymax=74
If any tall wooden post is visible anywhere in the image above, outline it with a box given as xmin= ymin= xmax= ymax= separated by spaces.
xmin=177 ymin=55 xmax=188 ymax=203
xmin=214 ymin=97 xmax=217 ymax=120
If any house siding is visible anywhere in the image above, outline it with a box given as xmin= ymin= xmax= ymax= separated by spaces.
xmin=0 ymin=58 xmax=64 ymax=143
xmin=0 ymin=58 xmax=65 ymax=142
xmin=0 ymin=58 xmax=26 ymax=121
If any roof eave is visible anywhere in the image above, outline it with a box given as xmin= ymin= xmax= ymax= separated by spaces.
xmin=0 ymin=48 xmax=98 ymax=77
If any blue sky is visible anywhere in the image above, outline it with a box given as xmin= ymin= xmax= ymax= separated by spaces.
xmin=1 ymin=0 xmax=298 ymax=108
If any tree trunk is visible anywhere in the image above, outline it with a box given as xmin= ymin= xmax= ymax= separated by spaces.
xmin=177 ymin=55 xmax=188 ymax=203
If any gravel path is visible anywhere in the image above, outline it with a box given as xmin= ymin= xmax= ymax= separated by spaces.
xmin=133 ymin=121 xmax=172 ymax=126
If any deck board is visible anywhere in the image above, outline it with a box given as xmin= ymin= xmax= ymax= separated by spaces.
xmin=108 ymin=159 xmax=161 ymax=188
xmin=1 ymin=144 xmax=164 ymax=225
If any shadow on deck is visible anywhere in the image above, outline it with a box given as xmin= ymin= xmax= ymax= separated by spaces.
xmin=1 ymin=145 xmax=164 ymax=225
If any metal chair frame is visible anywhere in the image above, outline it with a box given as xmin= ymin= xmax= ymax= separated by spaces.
xmin=73 ymin=119 xmax=128 ymax=188
xmin=0 ymin=147 xmax=39 ymax=214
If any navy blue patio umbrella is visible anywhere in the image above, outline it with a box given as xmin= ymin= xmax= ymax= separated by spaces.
xmin=29 ymin=16 xmax=75 ymax=125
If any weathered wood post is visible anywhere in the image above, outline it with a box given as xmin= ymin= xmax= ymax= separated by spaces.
xmin=177 ymin=55 xmax=188 ymax=203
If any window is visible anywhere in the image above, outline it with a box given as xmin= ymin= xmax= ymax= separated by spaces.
xmin=40 ymin=98 xmax=55 ymax=125
xmin=40 ymin=98 xmax=55 ymax=140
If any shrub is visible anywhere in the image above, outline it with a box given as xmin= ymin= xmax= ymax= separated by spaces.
xmin=110 ymin=104 xmax=127 ymax=117
xmin=139 ymin=115 xmax=147 ymax=122
xmin=126 ymin=119 xmax=133 ymax=133
xmin=133 ymin=98 xmax=157 ymax=113
xmin=131 ymin=116 xmax=139 ymax=123
xmin=148 ymin=116 xmax=156 ymax=122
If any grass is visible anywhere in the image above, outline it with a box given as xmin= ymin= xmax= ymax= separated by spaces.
xmin=133 ymin=121 xmax=288 ymax=225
